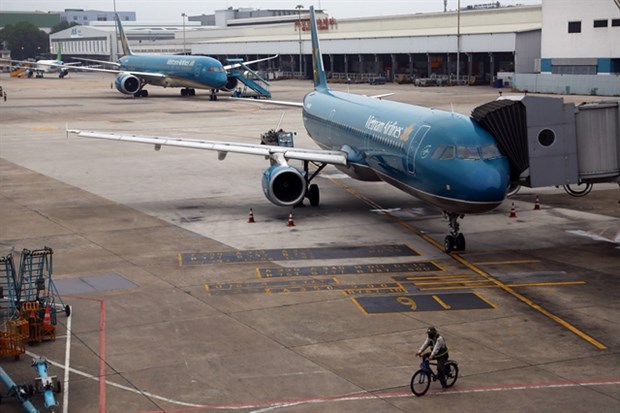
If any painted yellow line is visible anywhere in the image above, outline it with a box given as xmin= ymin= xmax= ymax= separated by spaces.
xmin=417 ymin=281 xmax=586 ymax=291
xmin=452 ymin=254 xmax=606 ymax=350
xmin=475 ymin=259 xmax=541 ymax=265
xmin=432 ymin=295 xmax=451 ymax=310
xmin=413 ymin=279 xmax=492 ymax=286
xmin=398 ymin=274 xmax=478 ymax=281
xmin=327 ymin=178 xmax=607 ymax=350
xmin=351 ymin=298 xmax=370 ymax=315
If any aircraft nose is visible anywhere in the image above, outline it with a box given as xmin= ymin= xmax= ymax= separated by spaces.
xmin=217 ymin=71 xmax=228 ymax=87
xmin=472 ymin=160 xmax=510 ymax=202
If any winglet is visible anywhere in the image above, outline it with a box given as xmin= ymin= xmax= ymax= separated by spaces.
xmin=115 ymin=14 xmax=133 ymax=56
xmin=309 ymin=6 xmax=328 ymax=92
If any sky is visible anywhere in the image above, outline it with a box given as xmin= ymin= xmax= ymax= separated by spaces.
xmin=1 ymin=0 xmax=542 ymax=22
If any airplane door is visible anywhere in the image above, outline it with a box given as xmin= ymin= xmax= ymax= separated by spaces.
xmin=406 ymin=124 xmax=431 ymax=174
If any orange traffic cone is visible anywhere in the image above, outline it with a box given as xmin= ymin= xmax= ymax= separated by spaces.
xmin=509 ymin=202 xmax=517 ymax=218
xmin=287 ymin=211 xmax=296 ymax=227
xmin=248 ymin=208 xmax=255 ymax=223
xmin=533 ymin=195 xmax=541 ymax=210
xmin=42 ymin=307 xmax=54 ymax=331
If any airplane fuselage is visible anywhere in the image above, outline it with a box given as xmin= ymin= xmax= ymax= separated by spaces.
xmin=303 ymin=90 xmax=510 ymax=214
xmin=118 ymin=54 xmax=228 ymax=89
xmin=36 ymin=60 xmax=63 ymax=73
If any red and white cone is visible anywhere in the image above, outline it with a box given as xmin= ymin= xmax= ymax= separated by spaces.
xmin=248 ymin=208 xmax=255 ymax=223
xmin=287 ymin=211 xmax=296 ymax=227
xmin=533 ymin=195 xmax=541 ymax=210
xmin=42 ymin=306 xmax=54 ymax=331
xmin=509 ymin=202 xmax=517 ymax=218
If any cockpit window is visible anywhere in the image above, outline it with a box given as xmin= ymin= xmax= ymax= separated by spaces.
xmin=456 ymin=145 xmax=481 ymax=160
xmin=208 ymin=66 xmax=225 ymax=72
xmin=431 ymin=145 xmax=455 ymax=160
xmin=432 ymin=144 xmax=502 ymax=160
xmin=480 ymin=144 xmax=502 ymax=159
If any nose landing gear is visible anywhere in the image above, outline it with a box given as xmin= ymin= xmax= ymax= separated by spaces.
xmin=444 ymin=212 xmax=466 ymax=253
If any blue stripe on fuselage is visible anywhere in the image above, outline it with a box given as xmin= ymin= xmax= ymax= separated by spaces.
xmin=118 ymin=55 xmax=227 ymax=89
xmin=303 ymin=90 xmax=510 ymax=214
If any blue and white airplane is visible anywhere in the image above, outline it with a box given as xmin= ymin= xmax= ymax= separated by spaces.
xmin=68 ymin=6 xmax=510 ymax=252
xmin=44 ymin=15 xmax=275 ymax=99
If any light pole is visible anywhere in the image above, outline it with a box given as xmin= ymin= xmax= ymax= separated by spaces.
xmin=456 ymin=0 xmax=461 ymax=85
xmin=181 ymin=13 xmax=187 ymax=55
xmin=296 ymin=5 xmax=303 ymax=79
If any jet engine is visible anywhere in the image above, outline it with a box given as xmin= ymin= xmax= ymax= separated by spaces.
xmin=262 ymin=165 xmax=307 ymax=207
xmin=114 ymin=73 xmax=142 ymax=95
xmin=221 ymin=75 xmax=239 ymax=92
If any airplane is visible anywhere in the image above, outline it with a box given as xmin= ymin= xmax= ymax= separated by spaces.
xmin=68 ymin=6 xmax=511 ymax=253
xmin=40 ymin=14 xmax=276 ymax=99
xmin=11 ymin=47 xmax=79 ymax=78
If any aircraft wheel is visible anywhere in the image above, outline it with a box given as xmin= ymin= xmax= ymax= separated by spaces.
xmin=212 ymin=94 xmax=218 ymax=101
xmin=141 ymin=90 xmax=148 ymax=97
xmin=190 ymin=89 xmax=196 ymax=96
xmin=455 ymin=233 xmax=466 ymax=251
xmin=181 ymin=89 xmax=187 ymax=97
xmin=308 ymin=184 xmax=320 ymax=206
xmin=444 ymin=235 xmax=456 ymax=253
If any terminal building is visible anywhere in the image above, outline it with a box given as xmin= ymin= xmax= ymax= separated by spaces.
xmin=36 ymin=1 xmax=620 ymax=96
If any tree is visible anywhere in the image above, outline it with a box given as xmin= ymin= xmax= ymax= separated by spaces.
xmin=0 ymin=21 xmax=49 ymax=59
xmin=50 ymin=21 xmax=81 ymax=35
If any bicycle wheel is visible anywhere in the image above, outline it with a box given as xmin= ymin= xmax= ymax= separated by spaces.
xmin=410 ymin=370 xmax=431 ymax=396
xmin=444 ymin=362 xmax=459 ymax=388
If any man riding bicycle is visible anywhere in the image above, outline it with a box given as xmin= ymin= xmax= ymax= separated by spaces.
xmin=416 ymin=326 xmax=449 ymax=388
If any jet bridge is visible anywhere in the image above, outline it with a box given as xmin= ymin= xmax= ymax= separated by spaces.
xmin=472 ymin=96 xmax=620 ymax=196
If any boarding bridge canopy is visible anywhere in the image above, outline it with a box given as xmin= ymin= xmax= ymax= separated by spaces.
xmin=472 ymin=96 xmax=620 ymax=193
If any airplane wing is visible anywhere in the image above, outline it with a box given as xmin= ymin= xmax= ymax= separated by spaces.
xmin=72 ymin=57 xmax=122 ymax=68
xmin=223 ymin=55 xmax=279 ymax=71
xmin=231 ymin=97 xmax=304 ymax=108
xmin=67 ymin=129 xmax=348 ymax=165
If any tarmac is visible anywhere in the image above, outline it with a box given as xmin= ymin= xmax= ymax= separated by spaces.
xmin=0 ymin=72 xmax=619 ymax=413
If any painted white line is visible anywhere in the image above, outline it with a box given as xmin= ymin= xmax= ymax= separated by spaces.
xmin=17 ymin=350 xmax=620 ymax=413
xmin=62 ymin=305 xmax=72 ymax=413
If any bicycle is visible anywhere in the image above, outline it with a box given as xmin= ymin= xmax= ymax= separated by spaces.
xmin=410 ymin=356 xmax=459 ymax=396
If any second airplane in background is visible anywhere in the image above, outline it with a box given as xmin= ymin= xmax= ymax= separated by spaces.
xmin=58 ymin=14 xmax=275 ymax=99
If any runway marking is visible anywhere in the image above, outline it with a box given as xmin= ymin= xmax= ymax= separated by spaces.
xmin=452 ymin=253 xmax=607 ymax=350
xmin=132 ymin=378 xmax=620 ymax=412
xmin=257 ymin=261 xmax=441 ymax=278
xmin=475 ymin=259 xmax=541 ymax=265
xmin=181 ymin=244 xmax=418 ymax=265
xmin=418 ymin=280 xmax=586 ymax=291
xmin=328 ymin=178 xmax=608 ymax=350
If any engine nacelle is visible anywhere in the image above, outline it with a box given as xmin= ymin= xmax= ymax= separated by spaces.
xmin=262 ymin=165 xmax=307 ymax=207
xmin=221 ymin=76 xmax=239 ymax=92
xmin=114 ymin=72 xmax=141 ymax=95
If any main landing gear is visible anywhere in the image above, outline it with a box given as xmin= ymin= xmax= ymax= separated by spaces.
xmin=181 ymin=87 xmax=196 ymax=97
xmin=302 ymin=160 xmax=327 ymax=207
xmin=443 ymin=212 xmax=466 ymax=253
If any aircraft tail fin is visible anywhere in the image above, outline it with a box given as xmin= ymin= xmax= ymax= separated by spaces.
xmin=56 ymin=44 xmax=62 ymax=61
xmin=309 ymin=6 xmax=329 ymax=92
xmin=115 ymin=14 xmax=133 ymax=56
